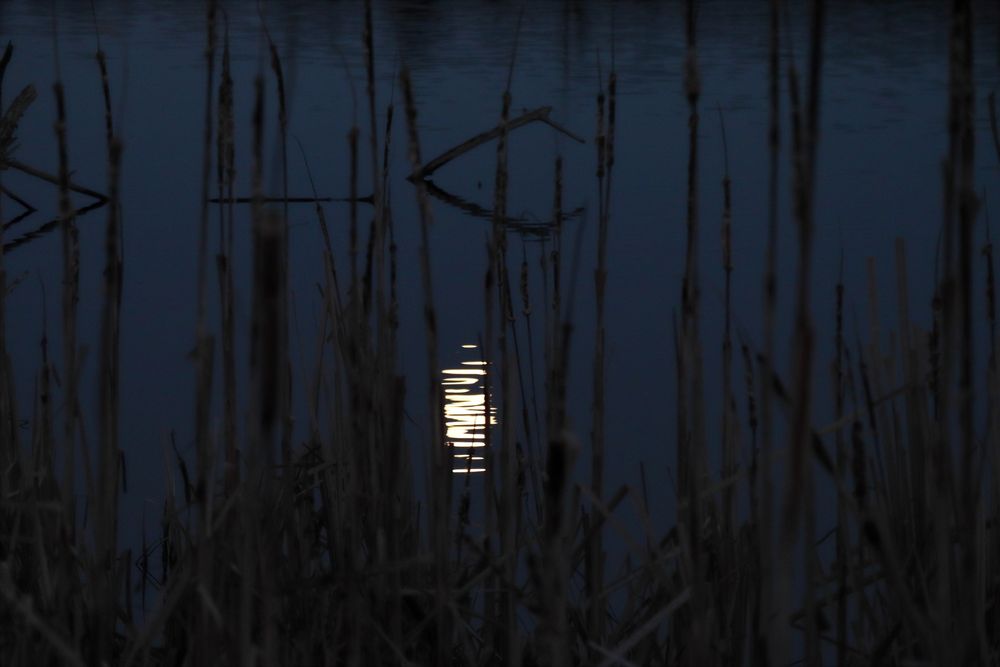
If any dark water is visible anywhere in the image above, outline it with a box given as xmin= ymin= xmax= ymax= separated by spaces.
xmin=1 ymin=0 xmax=999 ymax=536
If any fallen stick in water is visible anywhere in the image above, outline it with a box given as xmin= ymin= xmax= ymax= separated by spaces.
xmin=208 ymin=195 xmax=373 ymax=204
xmin=422 ymin=178 xmax=584 ymax=229
xmin=3 ymin=158 xmax=108 ymax=203
xmin=0 ymin=185 xmax=35 ymax=212
xmin=408 ymin=106 xmax=585 ymax=181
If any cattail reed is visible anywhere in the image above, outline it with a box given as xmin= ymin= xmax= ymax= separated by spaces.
xmin=587 ymin=37 xmax=616 ymax=652
xmin=538 ymin=155 xmax=575 ymax=667
xmin=363 ymin=0 xmax=387 ymax=330
xmin=400 ymin=68 xmax=451 ymax=665
xmin=262 ymin=18 xmax=294 ymax=469
xmin=216 ymin=15 xmax=238 ymax=492
xmin=193 ymin=0 xmax=216 ymax=518
xmin=676 ymin=0 xmax=712 ymax=662
xmin=54 ymin=55 xmax=80 ymax=554
xmin=718 ymin=108 xmax=736 ymax=537
xmin=191 ymin=6 xmax=218 ymax=663
xmin=93 ymin=103 xmax=122 ymax=667
xmin=945 ymin=0 xmax=982 ymax=661
xmin=484 ymin=11 xmax=523 ymax=663
xmin=0 ymin=42 xmax=12 ymax=507
xmin=778 ymin=0 xmax=825 ymax=664
xmin=753 ymin=4 xmax=783 ymax=662
xmin=834 ymin=251 xmax=848 ymax=667
xmin=348 ymin=126 xmax=360 ymax=292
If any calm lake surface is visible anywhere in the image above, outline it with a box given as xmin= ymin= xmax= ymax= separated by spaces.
xmin=1 ymin=0 xmax=999 ymax=533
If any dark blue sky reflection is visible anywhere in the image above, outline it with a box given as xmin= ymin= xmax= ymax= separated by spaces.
xmin=1 ymin=0 xmax=999 ymax=538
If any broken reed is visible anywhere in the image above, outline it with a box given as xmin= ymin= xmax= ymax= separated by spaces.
xmin=2 ymin=2 xmax=1000 ymax=666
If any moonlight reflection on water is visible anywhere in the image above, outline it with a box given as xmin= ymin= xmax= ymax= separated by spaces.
xmin=443 ymin=344 xmax=496 ymax=474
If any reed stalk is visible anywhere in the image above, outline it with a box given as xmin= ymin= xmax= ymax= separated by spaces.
xmin=588 ymin=47 xmax=609 ymax=654
xmin=216 ymin=15 xmax=238 ymax=494
xmin=400 ymin=68 xmax=451 ymax=666
xmin=0 ymin=42 xmax=13 ymax=524
xmin=677 ymin=1 xmax=710 ymax=662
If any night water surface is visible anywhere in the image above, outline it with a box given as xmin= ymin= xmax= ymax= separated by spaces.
xmin=1 ymin=0 xmax=998 ymax=538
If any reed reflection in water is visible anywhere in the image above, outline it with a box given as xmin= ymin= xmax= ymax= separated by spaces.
xmin=442 ymin=344 xmax=496 ymax=474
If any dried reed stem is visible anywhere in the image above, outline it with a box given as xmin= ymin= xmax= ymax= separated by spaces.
xmin=400 ymin=68 xmax=451 ymax=666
